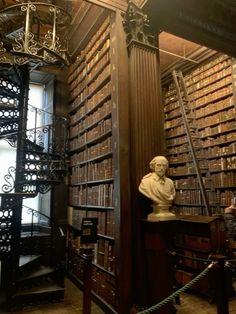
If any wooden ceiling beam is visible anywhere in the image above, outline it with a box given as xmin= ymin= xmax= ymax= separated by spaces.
xmin=142 ymin=0 xmax=236 ymax=58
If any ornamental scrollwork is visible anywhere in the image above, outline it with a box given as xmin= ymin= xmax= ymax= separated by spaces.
xmin=2 ymin=166 xmax=16 ymax=193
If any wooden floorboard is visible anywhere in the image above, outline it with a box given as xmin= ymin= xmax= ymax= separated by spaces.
xmin=1 ymin=277 xmax=236 ymax=313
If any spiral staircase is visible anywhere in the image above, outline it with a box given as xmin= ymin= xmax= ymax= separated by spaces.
xmin=0 ymin=63 xmax=68 ymax=310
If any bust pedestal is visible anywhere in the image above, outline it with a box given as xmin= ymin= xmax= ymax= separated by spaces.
xmin=148 ymin=204 xmax=176 ymax=221
xmin=142 ymin=219 xmax=177 ymax=314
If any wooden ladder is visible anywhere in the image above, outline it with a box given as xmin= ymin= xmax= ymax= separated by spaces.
xmin=172 ymin=69 xmax=219 ymax=216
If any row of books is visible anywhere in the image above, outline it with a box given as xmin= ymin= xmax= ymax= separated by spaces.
xmin=69 ymin=72 xmax=111 ymax=111
xmin=174 ymin=190 xmax=202 ymax=204
xmin=69 ymin=63 xmax=111 ymax=102
xmin=68 ymin=16 xmax=110 ymax=76
xmin=201 ymin=120 xmax=236 ymax=138
xmin=86 ymin=81 xmax=111 ymax=112
xmin=165 ymin=106 xmax=234 ymax=137
xmin=211 ymin=171 xmax=236 ymax=186
xmin=186 ymin=54 xmax=229 ymax=84
xmin=195 ymin=95 xmax=233 ymax=118
xmin=202 ymin=128 xmax=236 ymax=147
xmin=168 ymin=142 xmax=236 ymax=161
xmin=85 ymin=17 xmax=110 ymax=61
xmin=87 ymin=64 xmax=111 ymax=96
xmin=187 ymin=66 xmax=231 ymax=95
xmin=69 ymin=138 xmax=112 ymax=167
xmin=197 ymin=107 xmax=235 ymax=129
xmin=174 ymin=190 xmax=218 ymax=205
xmin=165 ymin=55 xmax=229 ymax=100
xmin=164 ymin=91 xmax=232 ymax=118
xmin=70 ymin=158 xmax=113 ymax=184
xmin=166 ymin=135 xmax=187 ymax=147
xmin=86 ymin=117 xmax=112 ymax=141
xmin=87 ymin=47 xmax=110 ymax=82
xmin=208 ymin=156 xmax=236 ymax=171
xmin=87 ymin=136 xmax=112 ymax=160
xmin=69 ymin=74 xmax=87 ymax=97
xmin=96 ymin=238 xmax=115 ymax=272
xmin=168 ymin=74 xmax=232 ymax=108
xmin=69 ymin=119 xmax=112 ymax=151
xmin=69 ymin=208 xmax=114 ymax=239
xmin=71 ymin=209 xmax=114 ymax=240
xmin=92 ymin=267 xmax=115 ymax=307
xmin=70 ymin=81 xmax=111 ymax=126
xmin=174 ymin=176 xmax=212 ymax=189
xmin=169 ymin=161 xmax=207 ymax=175
xmin=194 ymin=84 xmax=232 ymax=108
xmin=69 ymin=183 xmax=113 ymax=207
xmin=166 ymin=55 xmax=230 ymax=99
xmin=87 ymin=209 xmax=115 ymax=237
xmin=173 ymin=206 xmax=209 ymax=216
xmin=70 ymin=100 xmax=112 ymax=137
xmin=68 ymin=59 xmax=86 ymax=85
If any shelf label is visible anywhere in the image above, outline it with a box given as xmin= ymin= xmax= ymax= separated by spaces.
xmin=81 ymin=217 xmax=98 ymax=244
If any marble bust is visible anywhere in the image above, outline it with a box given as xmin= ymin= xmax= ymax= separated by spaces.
xmin=139 ymin=155 xmax=176 ymax=221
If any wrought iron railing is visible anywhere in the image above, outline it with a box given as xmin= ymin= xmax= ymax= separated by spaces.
xmin=21 ymin=205 xmax=65 ymax=263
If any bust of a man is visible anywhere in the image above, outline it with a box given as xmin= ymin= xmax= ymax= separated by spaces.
xmin=139 ymin=155 xmax=176 ymax=221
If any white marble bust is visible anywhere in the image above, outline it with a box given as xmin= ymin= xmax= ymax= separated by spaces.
xmin=139 ymin=155 xmax=176 ymax=221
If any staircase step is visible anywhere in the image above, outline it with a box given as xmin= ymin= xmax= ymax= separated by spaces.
xmin=18 ymin=265 xmax=56 ymax=282
xmin=21 ymin=231 xmax=50 ymax=238
xmin=19 ymin=255 xmax=41 ymax=268
xmin=24 ymin=139 xmax=44 ymax=152
xmin=15 ymin=282 xmax=64 ymax=296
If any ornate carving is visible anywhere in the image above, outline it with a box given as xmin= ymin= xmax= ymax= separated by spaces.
xmin=121 ymin=0 xmax=155 ymax=47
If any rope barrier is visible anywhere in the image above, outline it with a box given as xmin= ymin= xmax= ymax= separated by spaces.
xmin=137 ymin=262 xmax=214 ymax=314
xmin=136 ymin=250 xmax=236 ymax=314
xmin=170 ymin=250 xmax=211 ymax=263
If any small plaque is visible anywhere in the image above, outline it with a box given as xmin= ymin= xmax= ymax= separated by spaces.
xmin=81 ymin=217 xmax=98 ymax=244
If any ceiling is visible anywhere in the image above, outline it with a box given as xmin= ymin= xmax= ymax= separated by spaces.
xmin=0 ymin=0 xmax=233 ymax=81
xmin=159 ymin=32 xmax=202 ymax=72
xmin=67 ymin=0 xmax=228 ymax=75
xmin=142 ymin=0 xmax=236 ymax=59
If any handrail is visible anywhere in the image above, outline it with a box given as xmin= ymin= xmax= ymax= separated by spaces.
xmin=22 ymin=205 xmax=65 ymax=237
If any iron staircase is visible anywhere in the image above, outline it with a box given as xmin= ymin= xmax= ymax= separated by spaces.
xmin=172 ymin=70 xmax=219 ymax=216
xmin=0 ymin=63 xmax=68 ymax=310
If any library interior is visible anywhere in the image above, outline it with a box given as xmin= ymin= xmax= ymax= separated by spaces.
xmin=0 ymin=0 xmax=236 ymax=313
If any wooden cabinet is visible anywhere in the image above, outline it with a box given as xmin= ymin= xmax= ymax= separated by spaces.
xmin=174 ymin=215 xmax=227 ymax=295
xmin=66 ymin=12 xmax=130 ymax=314
xmin=164 ymin=54 xmax=236 ymax=215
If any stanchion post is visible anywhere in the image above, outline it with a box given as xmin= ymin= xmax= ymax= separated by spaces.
xmin=210 ymin=254 xmax=229 ymax=314
xmin=81 ymin=247 xmax=93 ymax=314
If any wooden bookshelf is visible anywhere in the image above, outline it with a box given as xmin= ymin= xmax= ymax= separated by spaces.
xmin=164 ymin=54 xmax=236 ymax=216
xmin=66 ymin=12 xmax=130 ymax=313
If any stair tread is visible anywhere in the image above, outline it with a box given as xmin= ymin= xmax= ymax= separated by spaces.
xmin=19 ymin=255 xmax=41 ymax=267
xmin=15 ymin=282 xmax=64 ymax=296
xmin=18 ymin=265 xmax=56 ymax=281
xmin=21 ymin=231 xmax=50 ymax=238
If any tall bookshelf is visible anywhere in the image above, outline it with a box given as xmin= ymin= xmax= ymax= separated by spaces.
xmin=164 ymin=54 xmax=236 ymax=216
xmin=66 ymin=12 xmax=130 ymax=314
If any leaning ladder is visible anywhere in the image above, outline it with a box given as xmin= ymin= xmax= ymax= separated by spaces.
xmin=172 ymin=70 xmax=214 ymax=216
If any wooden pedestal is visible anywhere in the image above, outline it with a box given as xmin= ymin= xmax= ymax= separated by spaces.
xmin=142 ymin=220 xmax=177 ymax=314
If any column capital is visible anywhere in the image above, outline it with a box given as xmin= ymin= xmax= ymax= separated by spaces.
xmin=121 ymin=0 xmax=155 ymax=49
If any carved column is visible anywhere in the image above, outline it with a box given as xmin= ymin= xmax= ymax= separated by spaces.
xmin=122 ymin=2 xmax=166 ymax=311
xmin=122 ymin=1 xmax=164 ymax=212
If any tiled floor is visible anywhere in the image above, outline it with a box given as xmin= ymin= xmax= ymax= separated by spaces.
xmin=1 ymin=278 xmax=236 ymax=313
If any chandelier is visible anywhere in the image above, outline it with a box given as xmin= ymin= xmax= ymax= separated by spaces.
xmin=0 ymin=0 xmax=71 ymax=66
